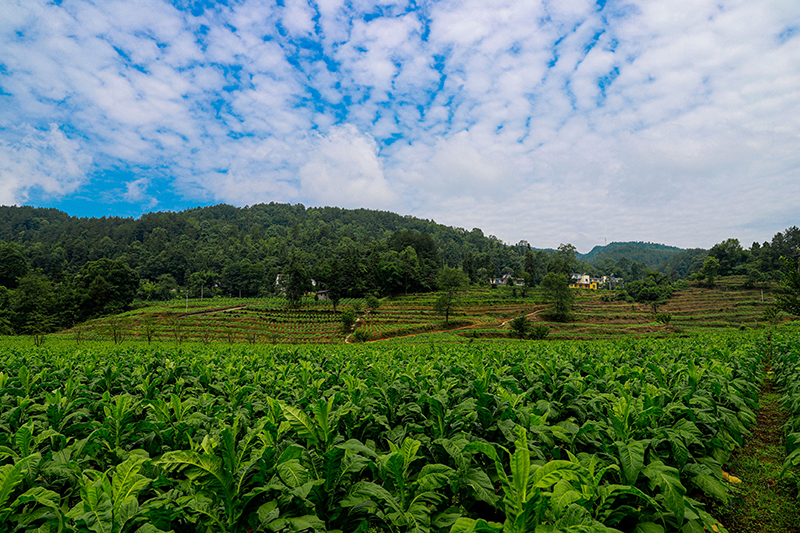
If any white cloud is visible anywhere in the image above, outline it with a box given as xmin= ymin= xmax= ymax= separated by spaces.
xmin=299 ymin=125 xmax=395 ymax=208
xmin=1 ymin=0 xmax=799 ymax=250
xmin=0 ymin=125 xmax=91 ymax=204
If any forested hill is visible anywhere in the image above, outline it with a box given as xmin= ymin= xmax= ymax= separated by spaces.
xmin=579 ymin=242 xmax=685 ymax=269
xmin=0 ymin=202 xmax=529 ymax=293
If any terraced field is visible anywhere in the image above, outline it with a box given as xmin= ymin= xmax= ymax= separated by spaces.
xmin=56 ymin=279 xmax=782 ymax=344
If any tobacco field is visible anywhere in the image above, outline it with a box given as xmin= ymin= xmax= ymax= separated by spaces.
xmin=1 ymin=331 xmax=798 ymax=533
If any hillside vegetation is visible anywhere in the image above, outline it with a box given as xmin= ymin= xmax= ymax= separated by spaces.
xmin=1 ymin=204 xmax=799 ymax=337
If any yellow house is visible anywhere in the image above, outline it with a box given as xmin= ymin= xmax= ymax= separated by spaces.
xmin=569 ymin=274 xmax=600 ymax=290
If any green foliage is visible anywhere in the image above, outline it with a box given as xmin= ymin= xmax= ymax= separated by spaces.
xmin=624 ymin=272 xmax=674 ymax=304
xmin=508 ymin=317 xmax=548 ymax=340
xmin=0 ymin=329 xmax=772 ymax=533
xmin=529 ymin=324 xmax=550 ymax=340
xmin=699 ymin=257 xmax=720 ymax=287
xmin=341 ymin=308 xmax=357 ymax=330
xmin=775 ymin=257 xmax=800 ymax=316
xmin=654 ymin=312 xmax=672 ymax=327
xmin=283 ymin=256 xmax=312 ymax=306
xmin=365 ymin=294 xmax=380 ymax=311
xmin=0 ymin=241 xmax=29 ymax=289
xmin=708 ymin=238 xmax=748 ymax=276
xmin=352 ymin=328 xmax=370 ymax=343
xmin=763 ymin=305 xmax=782 ymax=325
xmin=540 ymin=272 xmax=573 ymax=322
xmin=509 ymin=316 xmax=531 ymax=338
xmin=434 ymin=268 xmax=469 ymax=323
xmin=77 ymin=259 xmax=139 ymax=317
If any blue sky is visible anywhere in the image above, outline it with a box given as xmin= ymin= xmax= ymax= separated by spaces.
xmin=1 ymin=0 xmax=799 ymax=251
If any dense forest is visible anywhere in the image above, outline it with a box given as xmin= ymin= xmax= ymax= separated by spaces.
xmin=0 ymin=203 xmax=798 ymax=335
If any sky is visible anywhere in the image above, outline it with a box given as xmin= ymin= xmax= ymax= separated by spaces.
xmin=1 ymin=0 xmax=799 ymax=252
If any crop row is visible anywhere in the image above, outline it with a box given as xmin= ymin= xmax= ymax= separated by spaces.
xmin=772 ymin=331 xmax=800 ymax=498
xmin=0 ymin=333 xmax=767 ymax=532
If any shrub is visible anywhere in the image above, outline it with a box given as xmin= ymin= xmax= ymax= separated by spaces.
xmin=352 ymin=328 xmax=370 ymax=342
xmin=529 ymin=324 xmax=550 ymax=340
xmin=509 ymin=316 xmax=531 ymax=338
xmin=341 ymin=308 xmax=356 ymax=331
xmin=654 ymin=312 xmax=672 ymax=327
xmin=365 ymin=294 xmax=380 ymax=312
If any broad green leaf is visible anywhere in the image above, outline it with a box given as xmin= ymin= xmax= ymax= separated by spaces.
xmin=0 ymin=454 xmax=40 ymax=508
xmin=340 ymin=481 xmax=404 ymax=517
xmin=510 ymin=428 xmax=531 ymax=500
xmin=277 ymin=459 xmax=309 ymax=489
xmin=634 ymin=523 xmax=664 ymax=533
xmin=155 ymin=450 xmax=233 ymax=501
xmin=690 ymin=473 xmax=728 ymax=503
xmin=79 ymin=483 xmax=114 ymax=533
xmin=531 ymin=461 xmax=584 ymax=489
xmin=464 ymin=468 xmax=498 ymax=505
xmin=400 ymin=437 xmax=421 ymax=469
xmin=280 ymin=404 xmax=320 ymax=449
xmin=111 ymin=455 xmax=150 ymax=516
xmin=133 ymin=524 xmax=172 ymax=533
xmin=680 ymin=519 xmax=705 ymax=533
xmin=14 ymin=486 xmax=61 ymax=510
xmin=616 ymin=440 xmax=645 ymax=485
xmin=449 ymin=517 xmax=503 ymax=533
xmin=258 ymin=500 xmax=280 ymax=526
xmin=337 ymin=439 xmax=379 ymax=458
xmin=642 ymin=460 xmax=686 ymax=524
xmin=551 ymin=480 xmax=583 ymax=516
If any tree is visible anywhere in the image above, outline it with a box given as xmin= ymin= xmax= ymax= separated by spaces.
xmin=74 ymin=259 xmax=138 ymax=317
xmin=540 ymin=272 xmax=573 ymax=322
xmin=709 ymin=238 xmax=748 ymax=276
xmin=434 ymin=267 xmax=468 ymax=323
xmin=548 ymin=244 xmax=578 ymax=277
xmin=284 ymin=256 xmax=311 ymax=306
xmin=365 ymin=294 xmax=380 ymax=312
xmin=775 ymin=257 xmax=800 ymax=316
xmin=188 ymin=271 xmax=218 ymax=299
xmin=0 ymin=242 xmax=29 ymax=288
xmin=699 ymin=256 xmax=720 ymax=287
xmin=221 ymin=260 xmax=265 ymax=297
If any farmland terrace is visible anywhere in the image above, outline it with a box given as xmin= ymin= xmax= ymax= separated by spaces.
xmin=56 ymin=278 xmax=784 ymax=345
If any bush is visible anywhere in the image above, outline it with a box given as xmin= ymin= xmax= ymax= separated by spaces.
xmin=365 ymin=294 xmax=380 ymax=312
xmin=509 ymin=316 xmax=531 ymax=338
xmin=352 ymin=328 xmax=370 ymax=342
xmin=509 ymin=317 xmax=549 ymax=340
xmin=341 ymin=308 xmax=356 ymax=331
xmin=529 ymin=324 xmax=550 ymax=340
xmin=654 ymin=312 xmax=672 ymax=327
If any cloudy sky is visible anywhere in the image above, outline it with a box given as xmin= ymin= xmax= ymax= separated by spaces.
xmin=1 ymin=0 xmax=798 ymax=251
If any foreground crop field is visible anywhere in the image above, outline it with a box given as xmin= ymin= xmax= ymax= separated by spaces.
xmin=1 ymin=330 xmax=798 ymax=532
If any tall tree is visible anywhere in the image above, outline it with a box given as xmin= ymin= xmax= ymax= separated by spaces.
xmin=76 ymin=259 xmax=138 ymax=316
xmin=284 ymin=256 xmax=311 ymax=306
xmin=548 ymin=244 xmax=578 ymax=277
xmin=540 ymin=272 xmax=573 ymax=322
xmin=776 ymin=257 xmax=800 ymax=316
xmin=433 ymin=267 xmax=468 ymax=323
xmin=0 ymin=242 xmax=29 ymax=288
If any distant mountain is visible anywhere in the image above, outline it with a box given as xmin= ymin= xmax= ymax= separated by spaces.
xmin=578 ymin=242 xmax=690 ymax=269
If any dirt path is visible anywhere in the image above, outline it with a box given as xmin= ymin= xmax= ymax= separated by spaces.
xmin=717 ymin=369 xmax=800 ymax=533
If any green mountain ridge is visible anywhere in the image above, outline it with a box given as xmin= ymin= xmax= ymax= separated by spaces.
xmin=578 ymin=241 xmax=688 ymax=270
